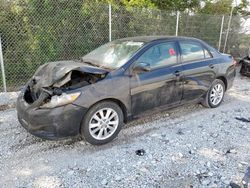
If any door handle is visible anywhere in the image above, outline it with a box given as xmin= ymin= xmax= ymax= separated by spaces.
xmin=174 ymin=70 xmax=181 ymax=77
xmin=209 ymin=64 xmax=215 ymax=69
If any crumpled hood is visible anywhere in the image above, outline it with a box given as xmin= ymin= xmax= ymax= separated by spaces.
xmin=31 ymin=60 xmax=108 ymax=92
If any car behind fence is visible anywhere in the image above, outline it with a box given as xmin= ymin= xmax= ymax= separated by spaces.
xmin=0 ymin=1 xmax=249 ymax=91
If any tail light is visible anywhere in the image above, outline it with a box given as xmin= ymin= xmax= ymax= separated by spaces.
xmin=232 ymin=59 xmax=237 ymax=66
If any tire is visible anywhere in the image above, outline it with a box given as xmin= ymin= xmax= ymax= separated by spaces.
xmin=81 ymin=101 xmax=124 ymax=145
xmin=201 ymin=79 xmax=225 ymax=108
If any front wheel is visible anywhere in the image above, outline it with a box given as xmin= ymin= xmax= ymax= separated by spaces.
xmin=202 ymin=79 xmax=225 ymax=108
xmin=81 ymin=101 xmax=124 ymax=145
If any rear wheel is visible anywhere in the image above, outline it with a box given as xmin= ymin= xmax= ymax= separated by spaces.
xmin=202 ymin=79 xmax=225 ymax=108
xmin=81 ymin=101 xmax=124 ymax=145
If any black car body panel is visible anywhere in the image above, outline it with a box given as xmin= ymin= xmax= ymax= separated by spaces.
xmin=17 ymin=92 xmax=88 ymax=139
xmin=16 ymin=36 xmax=236 ymax=140
xmin=130 ymin=62 xmax=184 ymax=115
xmin=240 ymin=55 xmax=250 ymax=77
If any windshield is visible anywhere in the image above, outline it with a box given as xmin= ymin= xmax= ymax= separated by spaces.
xmin=82 ymin=40 xmax=144 ymax=69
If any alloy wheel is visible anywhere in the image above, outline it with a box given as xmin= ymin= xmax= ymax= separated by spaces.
xmin=210 ymin=83 xmax=224 ymax=106
xmin=89 ymin=108 xmax=119 ymax=140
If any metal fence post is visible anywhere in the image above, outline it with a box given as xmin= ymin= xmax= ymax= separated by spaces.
xmin=175 ymin=11 xmax=180 ymax=36
xmin=0 ymin=36 xmax=7 ymax=92
xmin=218 ymin=15 xmax=224 ymax=51
xmin=223 ymin=7 xmax=233 ymax=53
xmin=109 ymin=4 xmax=112 ymax=42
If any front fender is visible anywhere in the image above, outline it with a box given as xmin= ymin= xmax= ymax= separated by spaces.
xmin=73 ymin=76 xmax=131 ymax=115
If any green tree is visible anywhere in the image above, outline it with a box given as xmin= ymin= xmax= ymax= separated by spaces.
xmin=199 ymin=0 xmax=233 ymax=14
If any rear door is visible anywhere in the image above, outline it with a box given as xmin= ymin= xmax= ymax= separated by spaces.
xmin=129 ymin=41 xmax=183 ymax=115
xmin=178 ymin=40 xmax=216 ymax=102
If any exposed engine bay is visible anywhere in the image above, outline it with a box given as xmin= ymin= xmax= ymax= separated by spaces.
xmin=23 ymin=61 xmax=108 ymax=106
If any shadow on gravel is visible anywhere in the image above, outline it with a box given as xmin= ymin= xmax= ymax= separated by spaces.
xmin=10 ymin=83 xmax=247 ymax=152
xmin=125 ymin=103 xmax=201 ymax=129
xmin=11 ymin=102 xmax=221 ymax=151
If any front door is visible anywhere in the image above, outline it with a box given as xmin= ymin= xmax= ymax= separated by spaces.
xmin=129 ymin=41 xmax=183 ymax=115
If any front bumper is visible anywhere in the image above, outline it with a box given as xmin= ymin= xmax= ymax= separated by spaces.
xmin=16 ymin=94 xmax=87 ymax=140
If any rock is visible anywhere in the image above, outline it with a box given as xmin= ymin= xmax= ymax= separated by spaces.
xmin=201 ymin=179 xmax=211 ymax=186
xmin=61 ymin=168 xmax=67 ymax=173
xmin=151 ymin=133 xmax=160 ymax=138
xmin=206 ymin=162 xmax=211 ymax=168
xmin=221 ymin=176 xmax=230 ymax=185
xmin=240 ymin=161 xmax=249 ymax=165
xmin=200 ymin=169 xmax=207 ymax=174
xmin=228 ymin=149 xmax=237 ymax=154
xmin=212 ymin=149 xmax=221 ymax=154
xmin=86 ymin=168 xmax=91 ymax=172
xmin=195 ymin=170 xmax=200 ymax=175
xmin=101 ymin=179 xmax=108 ymax=185
xmin=161 ymin=134 xmax=166 ymax=138
xmin=189 ymin=150 xmax=195 ymax=154
xmin=79 ymin=141 xmax=86 ymax=145
xmin=139 ymin=167 xmax=149 ymax=173
xmin=178 ymin=153 xmax=184 ymax=158
xmin=135 ymin=149 xmax=146 ymax=156
xmin=211 ymin=133 xmax=219 ymax=138
xmin=151 ymin=160 xmax=156 ymax=164
xmin=208 ymin=172 xmax=214 ymax=176
xmin=208 ymin=183 xmax=218 ymax=188
xmin=114 ymin=175 xmax=122 ymax=181
xmin=177 ymin=129 xmax=184 ymax=135
xmin=67 ymin=170 xmax=74 ymax=176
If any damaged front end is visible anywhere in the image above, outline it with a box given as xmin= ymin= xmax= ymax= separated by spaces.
xmin=23 ymin=61 xmax=108 ymax=108
xmin=240 ymin=56 xmax=250 ymax=77
xmin=17 ymin=61 xmax=109 ymax=139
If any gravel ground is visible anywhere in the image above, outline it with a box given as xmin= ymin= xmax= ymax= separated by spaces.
xmin=0 ymin=71 xmax=250 ymax=188
xmin=0 ymin=92 xmax=19 ymax=110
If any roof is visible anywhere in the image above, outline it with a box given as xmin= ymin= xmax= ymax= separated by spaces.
xmin=117 ymin=36 xmax=199 ymax=43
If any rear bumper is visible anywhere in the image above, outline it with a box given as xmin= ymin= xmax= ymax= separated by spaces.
xmin=16 ymin=94 xmax=87 ymax=140
xmin=226 ymin=66 xmax=236 ymax=90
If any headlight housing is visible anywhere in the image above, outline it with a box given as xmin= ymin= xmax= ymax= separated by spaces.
xmin=40 ymin=92 xmax=81 ymax=109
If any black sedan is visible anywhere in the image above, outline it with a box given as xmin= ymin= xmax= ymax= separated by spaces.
xmin=17 ymin=36 xmax=236 ymax=145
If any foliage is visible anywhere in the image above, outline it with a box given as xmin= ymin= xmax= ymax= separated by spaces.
xmin=199 ymin=0 xmax=233 ymax=15
xmin=0 ymin=0 xmax=109 ymax=89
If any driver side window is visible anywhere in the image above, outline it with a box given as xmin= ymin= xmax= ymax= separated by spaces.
xmin=136 ymin=42 xmax=178 ymax=69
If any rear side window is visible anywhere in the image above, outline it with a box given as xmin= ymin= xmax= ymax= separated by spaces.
xmin=136 ymin=42 xmax=177 ymax=69
xmin=179 ymin=41 xmax=212 ymax=62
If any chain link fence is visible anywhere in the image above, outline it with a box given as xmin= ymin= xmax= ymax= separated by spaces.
xmin=0 ymin=1 xmax=249 ymax=91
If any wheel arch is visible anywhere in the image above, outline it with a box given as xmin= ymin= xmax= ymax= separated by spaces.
xmin=216 ymin=76 xmax=228 ymax=91
xmin=86 ymin=98 xmax=128 ymax=123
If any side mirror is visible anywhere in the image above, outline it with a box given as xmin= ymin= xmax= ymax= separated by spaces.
xmin=133 ymin=62 xmax=151 ymax=73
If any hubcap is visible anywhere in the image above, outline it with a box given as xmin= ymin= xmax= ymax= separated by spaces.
xmin=89 ymin=108 xmax=119 ymax=140
xmin=210 ymin=83 xmax=224 ymax=106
